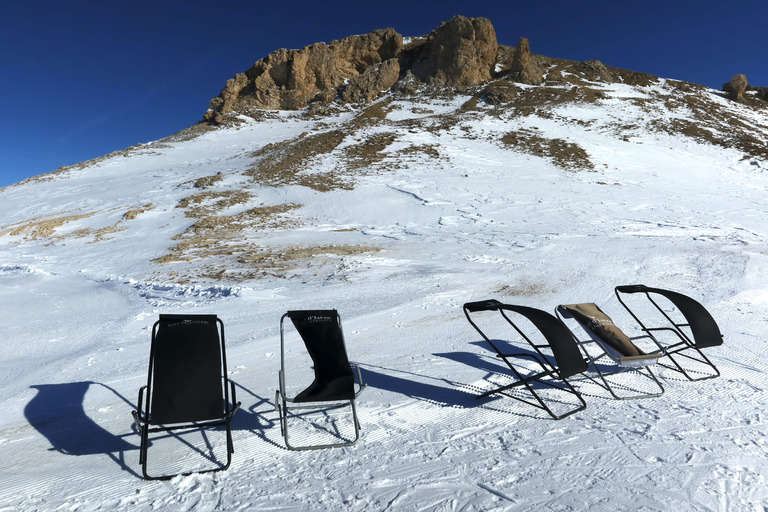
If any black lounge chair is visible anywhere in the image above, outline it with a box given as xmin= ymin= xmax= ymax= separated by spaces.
xmin=463 ymin=300 xmax=587 ymax=420
xmin=276 ymin=310 xmax=365 ymax=450
xmin=132 ymin=314 xmax=240 ymax=480
xmin=557 ymin=303 xmax=664 ymax=400
xmin=615 ymin=285 xmax=722 ymax=380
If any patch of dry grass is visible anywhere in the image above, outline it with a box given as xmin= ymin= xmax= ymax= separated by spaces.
xmin=123 ymin=203 xmax=154 ymax=221
xmin=193 ymin=172 xmax=224 ymax=189
xmin=0 ymin=203 xmax=155 ymax=244
xmin=245 ymin=129 xmax=351 ymax=191
xmin=177 ymin=190 xmax=252 ymax=218
xmin=236 ymin=244 xmax=380 ymax=277
xmin=0 ymin=212 xmax=96 ymax=240
xmin=644 ymin=87 xmax=768 ymax=160
xmin=343 ymin=131 xmax=398 ymax=170
xmin=492 ymin=280 xmax=554 ymax=297
xmin=155 ymin=200 xmax=380 ymax=281
xmin=155 ymin=203 xmax=301 ymax=265
xmin=501 ymin=129 xmax=594 ymax=171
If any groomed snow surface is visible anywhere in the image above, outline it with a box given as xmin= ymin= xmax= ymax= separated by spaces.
xmin=2 ymin=84 xmax=768 ymax=511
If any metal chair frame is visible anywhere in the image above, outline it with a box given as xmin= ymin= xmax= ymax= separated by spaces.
xmin=276 ymin=310 xmax=365 ymax=451
xmin=132 ymin=314 xmax=240 ymax=480
xmin=615 ymin=285 xmax=722 ymax=381
xmin=464 ymin=300 xmax=587 ymax=420
xmin=556 ymin=305 xmax=664 ymax=401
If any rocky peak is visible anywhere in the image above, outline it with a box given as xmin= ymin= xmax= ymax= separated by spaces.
xmin=204 ymin=15 xmax=497 ymax=123
xmin=409 ymin=15 xmax=498 ymax=87
xmin=204 ymin=28 xmax=402 ymax=123
xmin=507 ymin=36 xmax=543 ymax=85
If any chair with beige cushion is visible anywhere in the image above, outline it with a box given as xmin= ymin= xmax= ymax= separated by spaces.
xmin=557 ymin=303 xmax=664 ymax=400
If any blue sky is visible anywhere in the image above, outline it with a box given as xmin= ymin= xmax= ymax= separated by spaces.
xmin=2 ymin=0 xmax=766 ymax=187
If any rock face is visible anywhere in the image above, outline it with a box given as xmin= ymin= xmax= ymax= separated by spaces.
xmin=724 ymin=74 xmax=748 ymax=102
xmin=410 ymin=16 xmax=498 ymax=87
xmin=483 ymin=81 xmax=517 ymax=104
xmin=508 ymin=37 xmax=543 ymax=85
xmin=576 ymin=60 xmax=615 ymax=82
xmin=204 ymin=15 xmax=498 ymax=122
xmin=340 ymin=58 xmax=401 ymax=104
xmin=205 ymin=29 xmax=402 ymax=123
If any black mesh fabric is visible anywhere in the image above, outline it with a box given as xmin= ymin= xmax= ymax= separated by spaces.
xmin=149 ymin=315 xmax=224 ymax=424
xmin=287 ymin=310 xmax=355 ymax=402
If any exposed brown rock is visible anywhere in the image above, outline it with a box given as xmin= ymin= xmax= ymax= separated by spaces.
xmin=724 ymin=74 xmax=748 ymax=102
xmin=576 ymin=60 xmax=615 ymax=82
xmin=749 ymin=85 xmax=768 ymax=101
xmin=508 ymin=37 xmax=543 ymax=85
xmin=340 ymin=58 xmax=401 ymax=104
xmin=410 ymin=16 xmax=498 ymax=87
xmin=205 ymin=29 xmax=403 ymax=122
xmin=546 ymin=68 xmax=564 ymax=82
xmin=483 ymin=81 xmax=517 ymax=104
xmin=203 ymin=16 xmax=540 ymax=122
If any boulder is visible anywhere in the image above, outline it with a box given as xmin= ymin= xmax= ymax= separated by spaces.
xmin=483 ymin=81 xmax=517 ymax=104
xmin=340 ymin=58 xmax=401 ymax=104
xmin=723 ymin=74 xmax=748 ymax=101
xmin=576 ymin=60 xmax=615 ymax=82
xmin=410 ymin=16 xmax=498 ymax=87
xmin=508 ymin=37 xmax=543 ymax=85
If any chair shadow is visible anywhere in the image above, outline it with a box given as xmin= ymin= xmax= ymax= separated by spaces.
xmin=358 ymin=362 xmax=478 ymax=408
xmin=440 ymin=339 xmax=583 ymax=393
xmin=24 ymin=381 xmax=140 ymax=477
xmin=439 ymin=340 xmax=560 ymax=388
xmin=355 ymin=339 xmax=558 ymax=409
xmin=229 ymin=381 xmax=284 ymax=449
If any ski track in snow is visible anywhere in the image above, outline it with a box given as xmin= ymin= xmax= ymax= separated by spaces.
xmin=2 ymin=84 xmax=768 ymax=510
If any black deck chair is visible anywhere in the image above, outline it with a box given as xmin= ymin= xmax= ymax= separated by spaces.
xmin=132 ymin=314 xmax=240 ymax=480
xmin=615 ymin=285 xmax=723 ymax=381
xmin=276 ymin=310 xmax=365 ymax=450
xmin=463 ymin=300 xmax=587 ymax=420
xmin=557 ymin=303 xmax=664 ymax=400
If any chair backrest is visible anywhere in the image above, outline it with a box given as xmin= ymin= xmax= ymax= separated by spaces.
xmin=463 ymin=300 xmax=587 ymax=379
xmin=558 ymin=303 xmax=645 ymax=358
xmin=616 ymin=285 xmax=723 ymax=348
xmin=285 ymin=310 xmax=355 ymax=401
xmin=149 ymin=315 xmax=225 ymax=425
xmin=501 ymin=304 xmax=588 ymax=379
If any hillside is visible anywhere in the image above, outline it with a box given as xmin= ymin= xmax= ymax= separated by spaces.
xmin=2 ymin=16 xmax=768 ymax=511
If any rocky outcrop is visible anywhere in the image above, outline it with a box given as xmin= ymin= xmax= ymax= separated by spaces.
xmin=576 ymin=60 xmax=615 ymax=82
xmin=340 ymin=58 xmax=401 ymax=104
xmin=409 ymin=16 xmax=498 ymax=87
xmin=723 ymin=74 xmax=748 ymax=102
xmin=205 ymin=29 xmax=402 ymax=123
xmin=204 ymin=15 xmax=498 ymax=122
xmin=508 ymin=37 xmax=543 ymax=85
xmin=750 ymin=85 xmax=768 ymax=101
xmin=483 ymin=81 xmax=517 ymax=104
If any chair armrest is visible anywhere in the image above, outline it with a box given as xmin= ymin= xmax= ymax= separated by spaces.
xmin=228 ymin=380 xmax=241 ymax=418
xmin=132 ymin=386 xmax=148 ymax=430
xmin=351 ymin=364 xmax=367 ymax=398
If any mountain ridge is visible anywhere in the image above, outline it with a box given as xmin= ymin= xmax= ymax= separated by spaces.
xmin=2 ymin=15 xmax=768 ymax=286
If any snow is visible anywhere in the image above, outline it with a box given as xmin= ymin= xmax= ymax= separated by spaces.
xmin=2 ymin=82 xmax=768 ymax=511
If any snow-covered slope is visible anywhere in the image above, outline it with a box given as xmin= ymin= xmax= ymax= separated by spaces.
xmin=2 ymin=74 xmax=768 ymax=510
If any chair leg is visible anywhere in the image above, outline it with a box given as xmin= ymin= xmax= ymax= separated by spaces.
xmin=280 ymin=399 xmax=361 ymax=451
